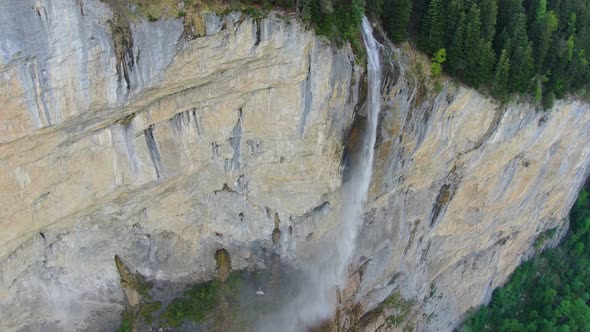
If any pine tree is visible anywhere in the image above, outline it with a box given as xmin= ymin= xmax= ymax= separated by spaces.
xmin=444 ymin=0 xmax=465 ymax=45
xmin=480 ymin=0 xmax=498 ymax=42
xmin=366 ymin=0 xmax=384 ymax=19
xmin=528 ymin=0 xmax=559 ymax=72
xmin=495 ymin=0 xmax=525 ymax=51
xmin=492 ymin=46 xmax=512 ymax=100
xmin=477 ymin=40 xmax=497 ymax=85
xmin=507 ymin=13 xmax=534 ymax=93
xmin=462 ymin=3 xmax=485 ymax=87
xmin=400 ymin=0 xmax=590 ymax=102
xmin=447 ymin=12 xmax=466 ymax=76
xmin=468 ymin=4 xmax=497 ymax=87
xmin=419 ymin=0 xmax=446 ymax=54
xmin=382 ymin=0 xmax=413 ymax=43
xmin=497 ymin=0 xmax=524 ymax=32
xmin=569 ymin=49 xmax=590 ymax=90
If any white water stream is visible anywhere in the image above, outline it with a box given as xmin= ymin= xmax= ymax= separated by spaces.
xmin=261 ymin=16 xmax=382 ymax=331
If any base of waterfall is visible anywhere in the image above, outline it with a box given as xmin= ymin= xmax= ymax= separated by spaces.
xmin=116 ymin=255 xmax=304 ymax=331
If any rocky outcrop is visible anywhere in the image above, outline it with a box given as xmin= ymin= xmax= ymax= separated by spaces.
xmin=1 ymin=1 xmax=590 ymax=331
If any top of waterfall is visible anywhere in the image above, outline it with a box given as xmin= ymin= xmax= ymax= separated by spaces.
xmin=361 ymin=17 xmax=381 ymax=69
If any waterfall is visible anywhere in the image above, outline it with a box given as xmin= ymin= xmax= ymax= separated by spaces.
xmin=334 ymin=17 xmax=383 ymax=278
xmin=260 ymin=16 xmax=382 ymax=331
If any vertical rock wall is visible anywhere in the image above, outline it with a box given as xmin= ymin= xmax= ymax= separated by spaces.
xmin=343 ymin=45 xmax=590 ymax=331
xmin=1 ymin=2 xmax=590 ymax=331
xmin=0 ymin=2 xmax=359 ymax=330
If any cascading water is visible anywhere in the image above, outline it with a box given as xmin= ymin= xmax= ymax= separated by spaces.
xmin=260 ymin=17 xmax=382 ymax=331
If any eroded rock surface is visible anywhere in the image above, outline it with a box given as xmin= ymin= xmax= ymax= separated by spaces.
xmin=341 ymin=46 xmax=590 ymax=331
xmin=0 ymin=2 xmax=357 ymax=330
xmin=1 ymin=1 xmax=590 ymax=331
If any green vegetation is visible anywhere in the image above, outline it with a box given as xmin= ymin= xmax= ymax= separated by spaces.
xmin=139 ymin=301 xmax=162 ymax=324
xmin=237 ymin=0 xmax=368 ymax=61
xmin=430 ymin=48 xmax=446 ymax=78
xmin=159 ymin=279 xmax=221 ymax=327
xmin=534 ymin=227 xmax=558 ymax=250
xmin=382 ymin=0 xmax=412 ymax=43
xmin=156 ymin=268 xmax=300 ymax=328
xmin=300 ymin=0 xmax=366 ymax=61
xmin=461 ymin=183 xmax=590 ymax=331
xmin=352 ymin=291 xmax=415 ymax=331
xmin=379 ymin=0 xmax=590 ymax=108
xmin=128 ymin=0 xmax=366 ymax=61
xmin=112 ymin=263 xmax=302 ymax=330
xmin=116 ymin=301 xmax=161 ymax=331
xmin=243 ymin=7 xmax=266 ymax=19
xmin=382 ymin=292 xmax=414 ymax=326
xmin=117 ymin=309 xmax=133 ymax=332
xmin=123 ymin=0 xmax=590 ymax=104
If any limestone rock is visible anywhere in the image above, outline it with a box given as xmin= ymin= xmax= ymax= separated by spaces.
xmin=339 ymin=45 xmax=590 ymax=331
xmin=0 ymin=2 xmax=358 ymax=330
xmin=1 ymin=1 xmax=590 ymax=331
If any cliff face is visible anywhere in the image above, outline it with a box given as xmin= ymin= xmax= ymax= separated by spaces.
xmin=343 ymin=46 xmax=590 ymax=330
xmin=0 ymin=2 xmax=358 ymax=330
xmin=1 ymin=1 xmax=590 ymax=331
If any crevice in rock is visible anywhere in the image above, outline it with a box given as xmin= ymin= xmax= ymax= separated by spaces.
xmin=272 ymin=212 xmax=281 ymax=244
xmin=235 ymin=174 xmax=249 ymax=194
xmin=104 ymin=1 xmax=135 ymax=92
xmin=430 ymin=184 xmax=452 ymax=226
xmin=225 ymin=108 xmax=242 ymax=172
xmin=382 ymin=59 xmax=400 ymax=97
xmin=420 ymin=240 xmax=431 ymax=262
xmin=191 ymin=109 xmax=202 ymax=135
xmin=121 ymin=118 xmax=140 ymax=175
xmin=301 ymin=201 xmax=330 ymax=219
xmin=214 ymin=183 xmax=235 ymax=194
xmin=144 ymin=125 xmax=163 ymax=179
xmin=465 ymin=106 xmax=506 ymax=154
xmin=33 ymin=191 xmax=50 ymax=206
xmin=404 ymin=219 xmax=421 ymax=255
xmin=388 ymin=272 xmax=402 ymax=286
xmin=170 ymin=109 xmax=200 ymax=138
xmin=39 ymin=232 xmax=48 ymax=264
xmin=495 ymin=236 xmax=510 ymax=246
xmin=77 ymin=0 xmax=84 ymax=16
xmin=26 ymin=61 xmax=53 ymax=126
xmin=299 ymin=50 xmax=313 ymax=134
xmin=254 ymin=18 xmax=261 ymax=46
xmin=247 ymin=138 xmax=261 ymax=156
xmin=114 ymin=113 xmax=135 ymax=127
xmin=211 ymin=142 xmax=220 ymax=159
xmin=430 ymin=166 xmax=461 ymax=227
xmin=341 ymin=71 xmax=368 ymax=184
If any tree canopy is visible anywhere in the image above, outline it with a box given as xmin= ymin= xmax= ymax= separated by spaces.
xmin=380 ymin=0 xmax=590 ymax=107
